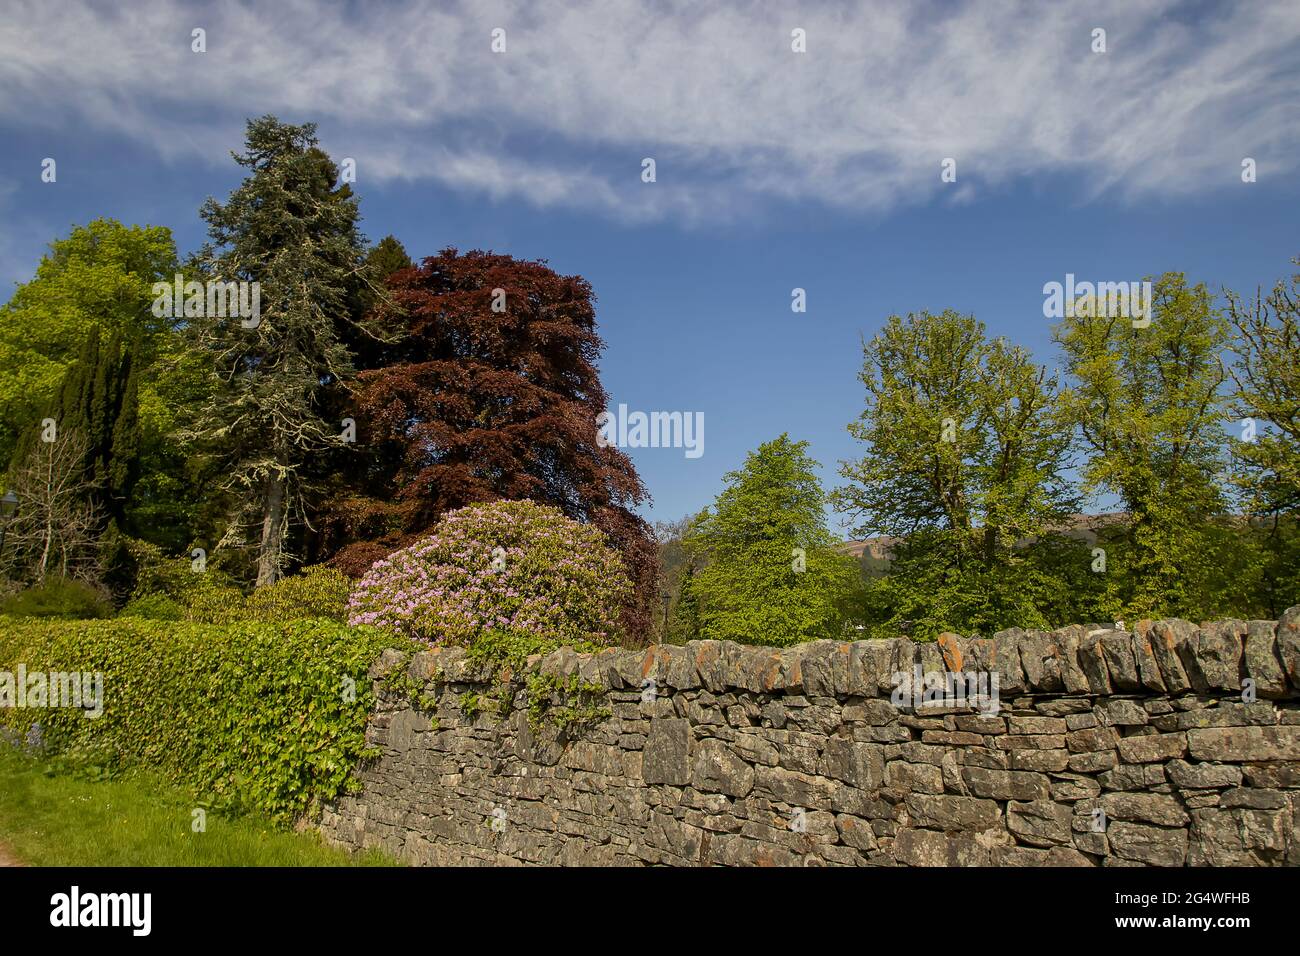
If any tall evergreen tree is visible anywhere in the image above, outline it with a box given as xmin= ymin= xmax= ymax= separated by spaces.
xmin=9 ymin=325 xmax=141 ymax=527
xmin=187 ymin=116 xmax=368 ymax=586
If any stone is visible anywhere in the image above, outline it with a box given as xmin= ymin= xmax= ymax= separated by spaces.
xmin=1165 ymin=759 xmax=1242 ymax=789
xmin=643 ymin=718 xmax=691 ymax=786
xmin=1188 ymin=808 xmax=1288 ymax=865
xmin=887 ymin=761 xmax=944 ymax=794
xmin=1096 ymin=699 xmax=1148 ymax=727
xmin=1130 ymin=622 xmax=1168 ymax=693
xmin=1098 ymin=764 xmax=1165 ymax=791
xmin=1017 ymin=631 xmax=1064 ymax=692
xmin=1049 ymin=773 xmax=1101 ymax=801
xmin=1243 ymin=620 xmax=1288 ymax=698
xmin=1067 ymin=726 xmax=1120 ymax=753
xmin=1101 ymin=792 xmax=1189 ymax=827
xmin=1178 ymin=621 xmax=1244 ymax=693
xmin=1242 ymin=763 xmax=1300 ymax=788
xmin=321 ymin=620 xmax=1300 ymax=869
xmin=1187 ymin=726 xmax=1300 ymax=762
xmin=1220 ymin=787 xmax=1286 ymax=810
xmin=1149 ymin=619 xmax=1194 ymax=694
xmin=892 ymin=828 xmax=990 ymax=867
xmin=1007 ymin=800 xmax=1073 ymax=847
xmin=1100 ymin=633 xmax=1141 ymax=692
xmin=952 ymin=714 xmax=1006 ymax=734
xmin=1050 ymin=627 xmax=1093 ymax=695
xmin=1008 ymin=716 xmax=1067 ymax=735
xmin=753 ymin=766 xmax=835 ymax=809
xmin=905 ymin=794 xmax=1001 ymax=831
xmin=1116 ymin=732 xmax=1187 ymax=763
xmin=1106 ymin=821 xmax=1188 ymax=866
xmin=1068 ymin=751 xmax=1117 ymax=773
xmin=1170 ymin=701 xmax=1276 ymax=730
xmin=1008 ymin=749 xmax=1071 ymax=772
xmin=1076 ymin=633 xmax=1113 ymax=694
xmin=690 ymin=738 xmax=754 ymax=798
xmin=821 ymin=737 xmax=885 ymax=788
xmin=1278 ymin=606 xmax=1300 ymax=691
xmin=387 ymin=708 xmax=432 ymax=752
xmin=961 ymin=767 xmax=1051 ymax=801
xmin=835 ymin=814 xmax=878 ymax=853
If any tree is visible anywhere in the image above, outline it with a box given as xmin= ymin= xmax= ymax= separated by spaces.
xmin=653 ymin=513 xmax=707 ymax=643
xmin=2 ymin=429 xmax=101 ymax=585
xmin=360 ymin=236 xmax=414 ymax=306
xmin=326 ymin=248 xmax=657 ymax=639
xmin=1226 ymin=258 xmax=1300 ymax=516
xmin=834 ymin=310 xmax=1077 ymax=636
xmin=10 ymin=326 xmax=141 ymax=527
xmin=187 ymin=116 xmax=369 ymax=586
xmin=1055 ymin=272 xmax=1233 ymax=617
xmin=301 ymin=235 xmax=415 ymax=566
xmin=1225 ymin=257 xmax=1300 ymax=615
xmin=0 ymin=220 xmax=176 ymax=468
xmin=685 ymin=435 xmax=859 ymax=645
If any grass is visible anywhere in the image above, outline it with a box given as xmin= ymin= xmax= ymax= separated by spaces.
xmin=0 ymin=747 xmax=399 ymax=867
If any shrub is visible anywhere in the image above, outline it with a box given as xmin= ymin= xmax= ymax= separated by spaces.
xmin=118 ymin=592 xmax=185 ymax=621
xmin=348 ymin=499 xmax=631 ymax=647
xmin=0 ymin=578 xmax=113 ymax=620
xmin=0 ymin=618 xmax=415 ymax=823
xmin=243 ymin=566 xmax=351 ymax=623
xmin=118 ymin=538 xmax=249 ymax=623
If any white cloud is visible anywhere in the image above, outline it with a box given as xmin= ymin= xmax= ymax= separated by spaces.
xmin=1 ymin=0 xmax=1297 ymax=224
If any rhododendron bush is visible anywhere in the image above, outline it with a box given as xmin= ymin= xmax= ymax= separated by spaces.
xmin=347 ymin=500 xmax=631 ymax=646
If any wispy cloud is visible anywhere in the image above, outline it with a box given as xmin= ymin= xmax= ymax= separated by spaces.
xmin=2 ymin=0 xmax=1297 ymax=223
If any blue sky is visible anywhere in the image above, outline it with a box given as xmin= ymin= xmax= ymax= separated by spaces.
xmin=2 ymin=0 xmax=1298 ymax=529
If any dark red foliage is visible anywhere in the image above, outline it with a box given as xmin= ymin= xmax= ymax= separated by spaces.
xmin=319 ymin=249 xmax=656 ymax=641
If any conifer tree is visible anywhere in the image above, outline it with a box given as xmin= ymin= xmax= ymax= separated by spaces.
xmin=187 ymin=116 xmax=368 ymax=586
xmin=9 ymin=325 xmax=141 ymax=527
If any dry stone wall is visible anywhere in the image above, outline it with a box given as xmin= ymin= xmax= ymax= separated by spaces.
xmin=318 ymin=609 xmax=1300 ymax=866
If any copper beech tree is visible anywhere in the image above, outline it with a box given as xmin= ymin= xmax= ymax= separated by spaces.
xmin=320 ymin=249 xmax=657 ymax=640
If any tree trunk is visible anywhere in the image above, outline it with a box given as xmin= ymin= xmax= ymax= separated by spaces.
xmin=983 ymin=524 xmax=998 ymax=567
xmin=256 ymin=474 xmax=286 ymax=587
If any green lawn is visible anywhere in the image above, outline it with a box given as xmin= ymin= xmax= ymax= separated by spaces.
xmin=0 ymin=748 xmax=398 ymax=867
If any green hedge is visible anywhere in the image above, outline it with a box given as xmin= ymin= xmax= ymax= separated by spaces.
xmin=0 ymin=617 xmax=414 ymax=824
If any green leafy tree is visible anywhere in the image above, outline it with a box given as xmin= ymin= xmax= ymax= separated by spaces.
xmin=653 ymin=513 xmax=707 ymax=643
xmin=187 ymin=116 xmax=368 ymax=586
xmin=127 ymin=329 xmax=221 ymax=553
xmin=835 ymin=310 xmax=1078 ymax=637
xmin=1055 ymin=272 xmax=1235 ymax=618
xmin=1226 ymin=258 xmax=1300 ymax=515
xmin=685 ymin=435 xmax=859 ymax=646
xmin=0 ymin=220 xmax=177 ymax=468
xmin=1225 ymin=257 xmax=1300 ymax=615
